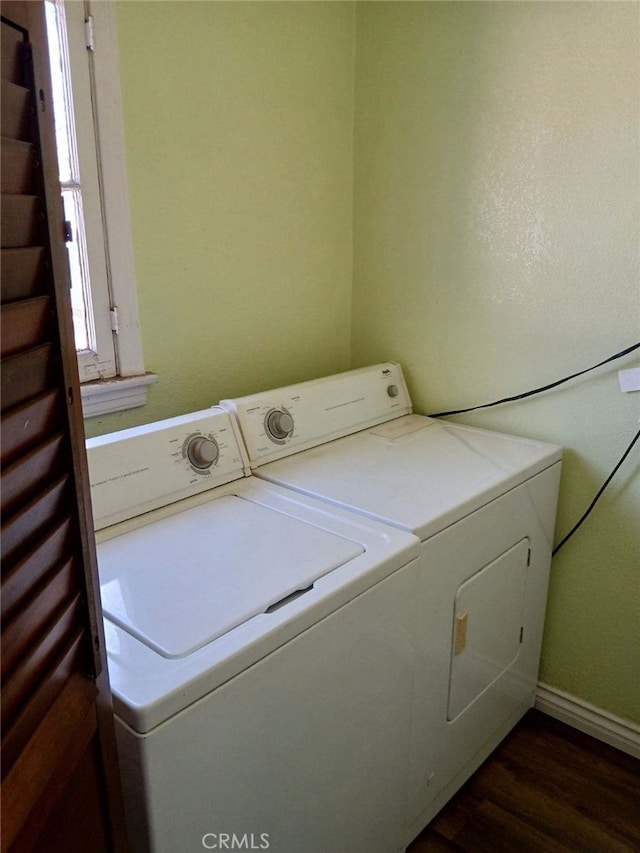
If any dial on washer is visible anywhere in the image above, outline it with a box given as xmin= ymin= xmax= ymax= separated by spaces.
xmin=187 ymin=436 xmax=219 ymax=469
xmin=266 ymin=409 xmax=294 ymax=441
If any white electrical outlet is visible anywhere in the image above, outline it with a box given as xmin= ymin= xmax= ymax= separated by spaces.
xmin=618 ymin=367 xmax=640 ymax=393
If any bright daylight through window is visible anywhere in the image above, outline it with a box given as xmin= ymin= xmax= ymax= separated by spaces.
xmin=43 ymin=0 xmax=154 ymax=416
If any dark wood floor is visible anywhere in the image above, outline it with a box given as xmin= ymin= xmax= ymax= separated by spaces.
xmin=407 ymin=709 xmax=640 ymax=853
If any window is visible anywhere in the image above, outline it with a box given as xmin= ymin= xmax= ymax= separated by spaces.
xmin=44 ymin=0 xmax=156 ymax=417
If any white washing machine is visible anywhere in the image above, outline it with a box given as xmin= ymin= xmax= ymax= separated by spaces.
xmin=222 ymin=363 xmax=562 ymax=843
xmin=86 ymin=406 xmax=422 ymax=853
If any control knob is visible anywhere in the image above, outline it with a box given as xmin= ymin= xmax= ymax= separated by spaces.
xmin=265 ymin=409 xmax=294 ymax=441
xmin=187 ymin=436 xmax=219 ymax=470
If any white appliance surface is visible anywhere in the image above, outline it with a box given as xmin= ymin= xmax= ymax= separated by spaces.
xmin=116 ymin=547 xmax=419 ymax=853
xmin=88 ymin=406 xmax=250 ymax=530
xmin=447 ymin=537 xmax=530 ymax=720
xmin=99 ymin=495 xmax=363 ymax=658
xmin=223 ymin=360 xmax=412 ymax=466
xmin=87 ymin=407 xmax=421 ymax=853
xmin=96 ymin=476 xmax=418 ymax=735
xmin=253 ymin=414 xmax=561 ymax=541
xmin=222 ymin=363 xmax=563 ymax=843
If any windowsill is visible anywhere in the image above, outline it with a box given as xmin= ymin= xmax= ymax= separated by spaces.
xmin=80 ymin=373 xmax=158 ymax=418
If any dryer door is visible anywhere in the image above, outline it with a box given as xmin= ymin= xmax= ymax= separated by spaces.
xmin=447 ymin=538 xmax=529 ymax=720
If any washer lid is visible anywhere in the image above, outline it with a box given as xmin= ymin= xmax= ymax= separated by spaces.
xmin=98 ymin=495 xmax=363 ymax=658
xmin=257 ymin=416 xmax=562 ymax=541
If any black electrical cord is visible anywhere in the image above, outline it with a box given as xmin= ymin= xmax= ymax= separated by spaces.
xmin=427 ymin=341 xmax=640 ymax=418
xmin=552 ymin=427 xmax=640 ymax=555
xmin=424 ymin=341 xmax=640 ymax=557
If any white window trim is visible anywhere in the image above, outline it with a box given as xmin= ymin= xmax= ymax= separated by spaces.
xmin=63 ymin=0 xmax=156 ymax=416
xmin=54 ymin=0 xmax=117 ymax=377
xmin=80 ymin=372 xmax=158 ymax=418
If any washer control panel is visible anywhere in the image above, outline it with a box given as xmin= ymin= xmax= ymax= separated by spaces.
xmin=185 ymin=434 xmax=220 ymax=469
xmin=221 ymin=362 xmax=412 ymax=468
xmin=86 ymin=408 xmax=249 ymax=529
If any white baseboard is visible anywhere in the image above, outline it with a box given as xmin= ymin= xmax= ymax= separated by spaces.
xmin=535 ymin=683 xmax=640 ymax=760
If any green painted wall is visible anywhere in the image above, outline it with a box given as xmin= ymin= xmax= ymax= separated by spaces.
xmin=86 ymin=1 xmax=639 ymax=724
xmin=353 ymin=2 xmax=640 ymax=721
xmin=85 ymin=1 xmax=355 ymax=437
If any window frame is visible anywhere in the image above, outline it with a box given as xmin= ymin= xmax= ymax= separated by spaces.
xmin=47 ymin=0 xmax=156 ymax=417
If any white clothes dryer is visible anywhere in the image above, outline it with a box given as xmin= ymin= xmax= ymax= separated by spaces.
xmin=87 ymin=407 xmax=422 ymax=853
xmin=222 ymin=363 xmax=562 ymax=843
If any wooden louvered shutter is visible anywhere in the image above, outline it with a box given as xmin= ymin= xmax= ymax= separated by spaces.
xmin=1 ymin=2 xmax=127 ymax=850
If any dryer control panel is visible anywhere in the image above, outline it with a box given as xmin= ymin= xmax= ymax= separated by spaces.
xmin=221 ymin=362 xmax=412 ymax=468
xmin=87 ymin=408 xmax=249 ymax=529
